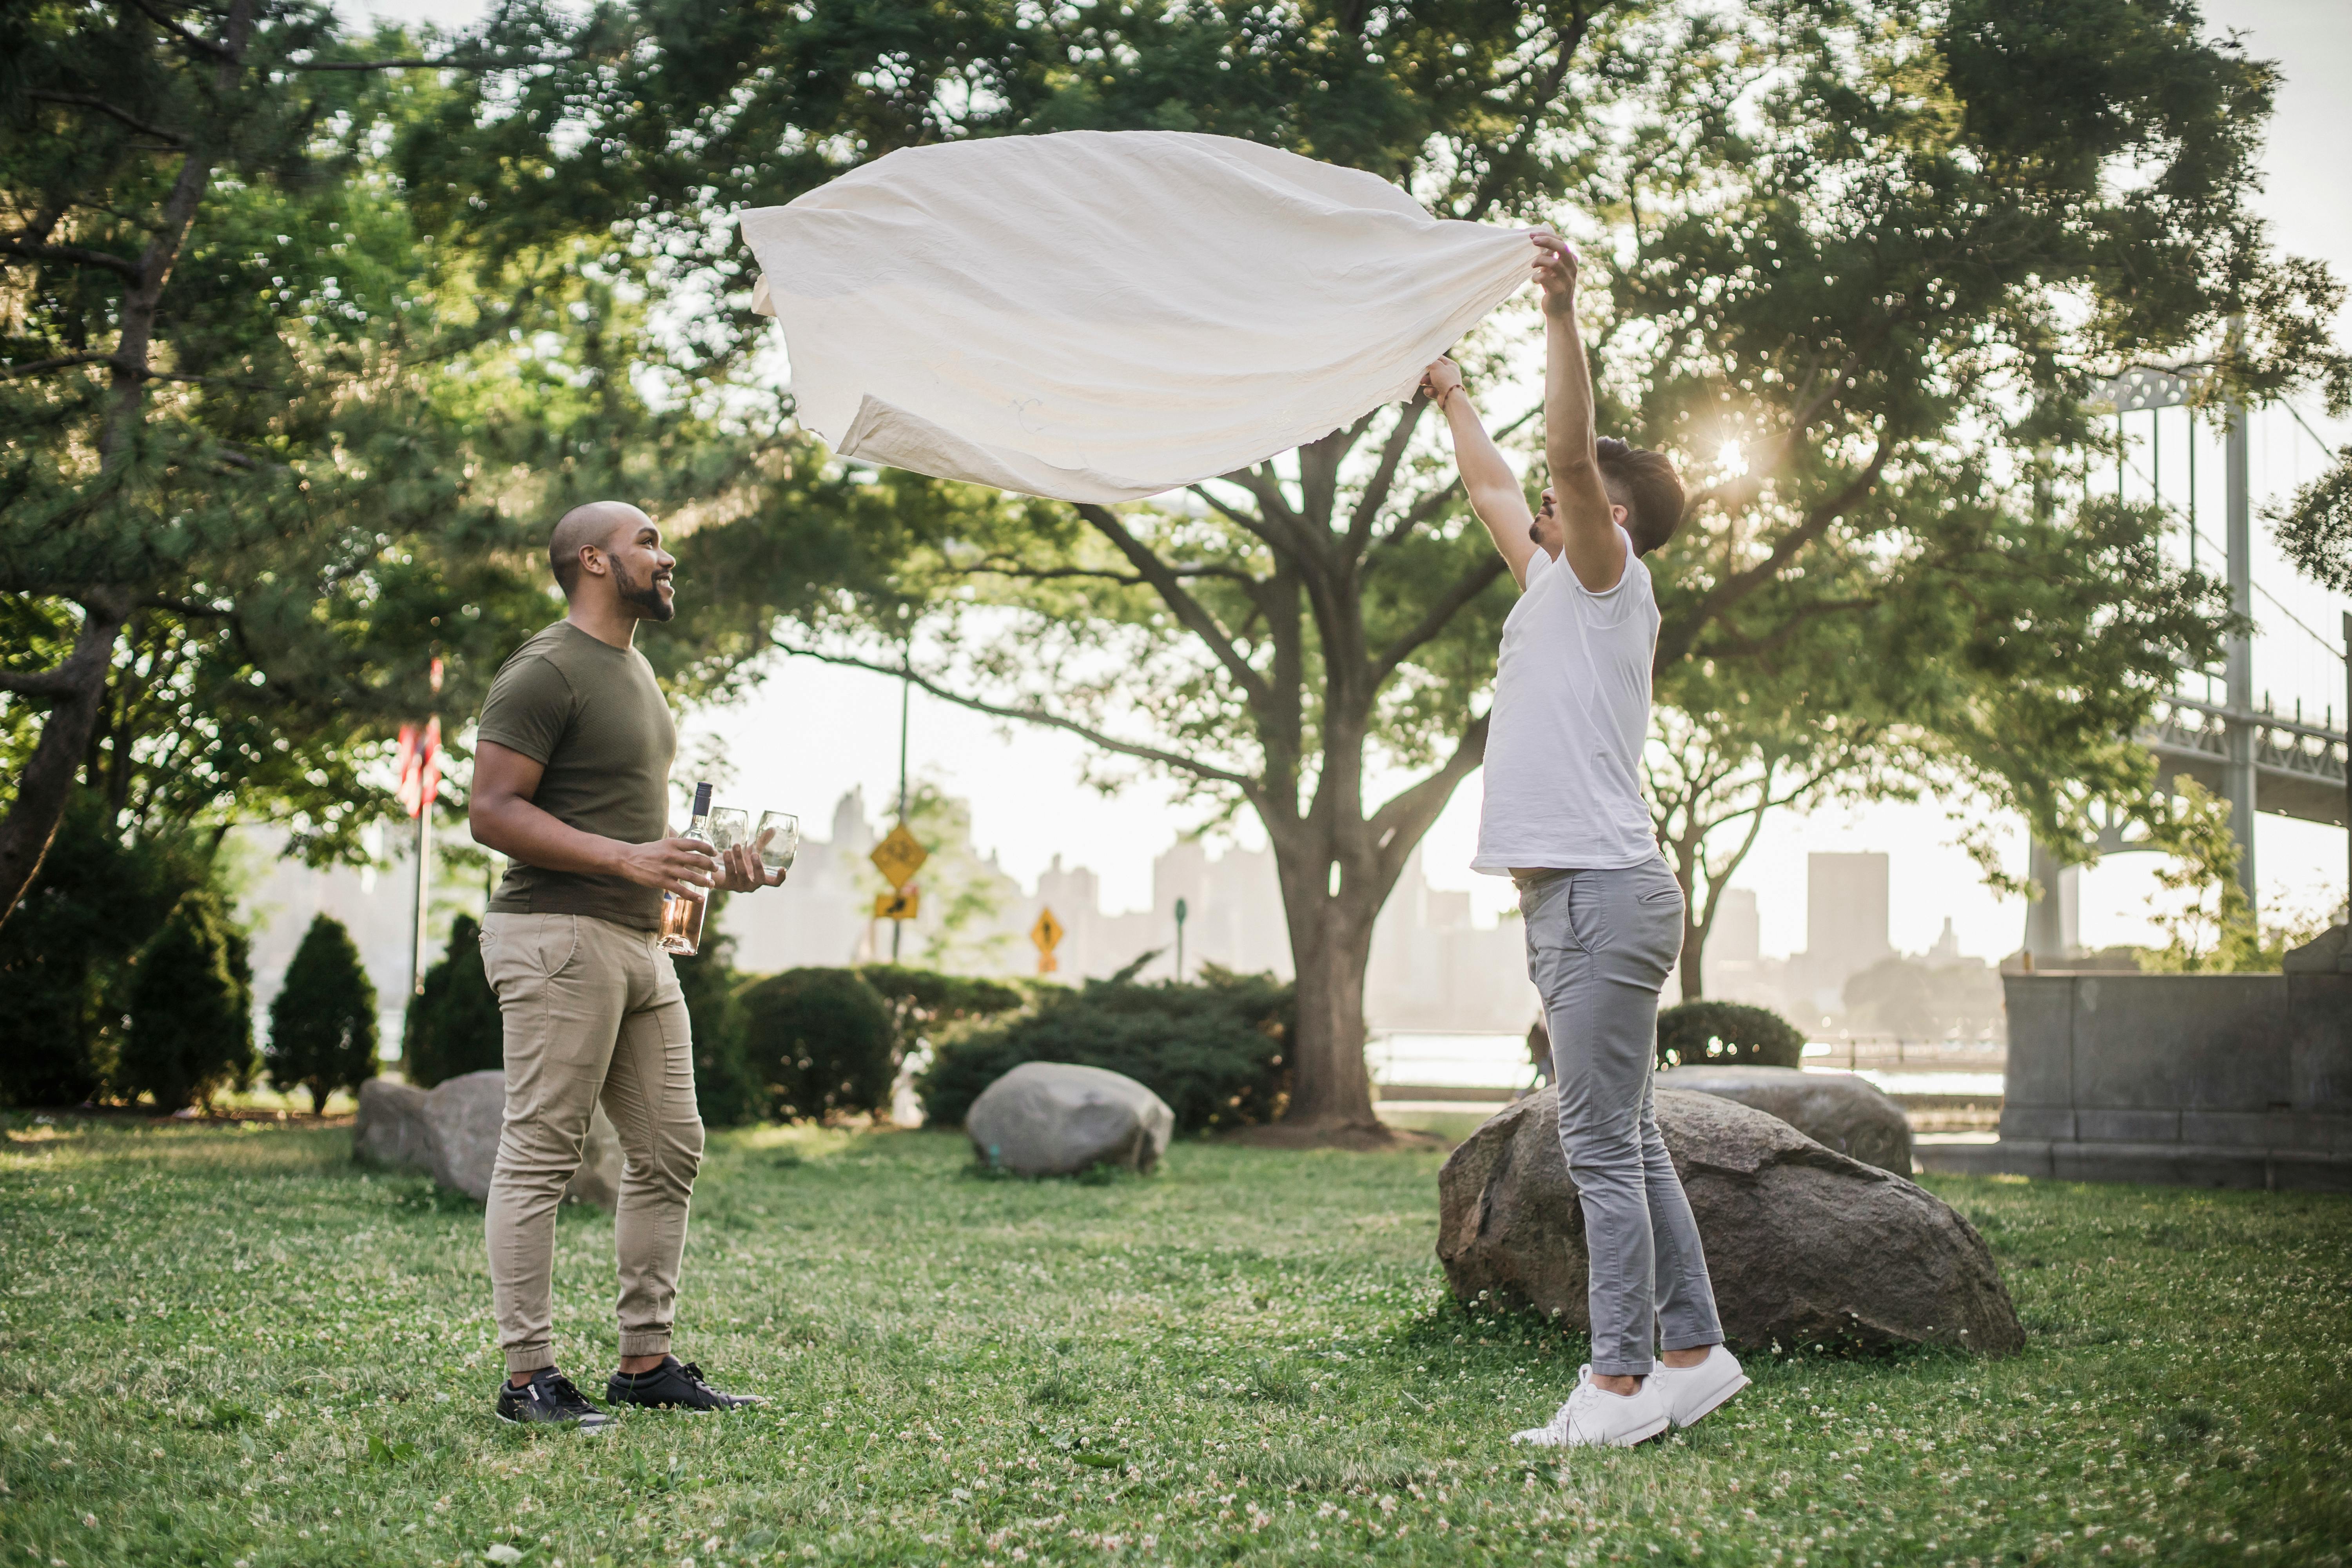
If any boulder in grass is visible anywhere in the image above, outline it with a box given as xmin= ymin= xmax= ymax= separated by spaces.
xmin=353 ymin=1078 xmax=435 ymax=1171
xmin=1437 ymin=1087 xmax=2024 ymax=1356
xmin=967 ymin=1062 xmax=1175 ymax=1176
xmin=1657 ymin=1064 xmax=1913 ymax=1175
xmin=361 ymin=1069 xmax=621 ymax=1209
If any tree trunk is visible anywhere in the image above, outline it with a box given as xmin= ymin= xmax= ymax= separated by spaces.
xmin=1270 ymin=840 xmax=1384 ymax=1134
xmin=0 ymin=593 xmax=130 ymax=928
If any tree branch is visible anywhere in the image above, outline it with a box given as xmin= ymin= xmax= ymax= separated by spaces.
xmin=0 ymin=351 xmax=114 ymax=380
xmin=0 ymin=240 xmax=140 ymax=279
xmin=27 ymin=91 xmax=185 ymax=144
xmin=1346 ymin=397 xmax=1427 ymax=557
xmin=287 ymin=50 xmax=595 ymax=72
xmin=1368 ymin=557 xmax=1507 ymax=685
xmin=1074 ymin=503 xmax=1277 ymax=712
xmin=1655 ymin=439 xmax=1891 ymax=670
xmin=949 ymin=557 xmax=1257 ymax=588
xmin=1367 ymin=712 xmax=1492 ymax=882
xmin=771 ymin=640 xmax=1256 ymax=791
xmin=126 ymin=0 xmax=236 ymax=60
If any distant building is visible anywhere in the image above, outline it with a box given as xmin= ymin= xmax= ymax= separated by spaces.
xmin=1787 ymin=852 xmax=1891 ymax=1017
xmin=1365 ymin=848 xmax=1541 ymax=1032
xmin=236 ymin=791 xmax=1544 ymax=1045
xmin=1711 ymin=887 xmax=1760 ymax=963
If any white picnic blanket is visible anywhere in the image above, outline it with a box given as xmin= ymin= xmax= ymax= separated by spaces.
xmin=740 ymin=131 xmax=1532 ymax=504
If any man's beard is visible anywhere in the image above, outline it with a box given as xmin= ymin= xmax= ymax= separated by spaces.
xmin=613 ymin=560 xmax=675 ymax=622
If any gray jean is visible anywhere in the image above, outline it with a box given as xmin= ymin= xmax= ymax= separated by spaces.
xmin=1519 ymin=859 xmax=1724 ymax=1376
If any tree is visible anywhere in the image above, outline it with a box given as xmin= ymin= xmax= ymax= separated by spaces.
xmin=677 ymin=892 xmax=764 ymax=1127
xmin=265 ymin=913 xmax=378 ymax=1112
xmin=403 ymin=914 xmax=503 ymax=1088
xmin=2269 ymin=450 xmax=2351 ymax=593
xmin=0 ymin=789 xmax=205 ymax=1107
xmin=1 ymin=0 xmax=832 ymax=917
xmin=119 ymin=888 xmax=253 ymax=1109
xmin=662 ymin=0 xmax=2329 ymax=1131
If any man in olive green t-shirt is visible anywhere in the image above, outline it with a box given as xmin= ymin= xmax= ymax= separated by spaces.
xmin=468 ymin=500 xmax=782 ymax=1430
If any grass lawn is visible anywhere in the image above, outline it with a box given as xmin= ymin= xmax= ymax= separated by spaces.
xmin=2 ymin=1116 xmax=2347 ymax=1568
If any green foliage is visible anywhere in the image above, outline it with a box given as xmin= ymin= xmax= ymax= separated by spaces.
xmin=2 ymin=1 xmax=897 ymax=893
xmin=264 ymin=914 xmax=379 ymax=1113
xmin=2133 ymin=777 xmax=2341 ymax=973
xmin=2268 ymin=448 xmax=2352 ymax=592
xmin=1654 ymin=1000 xmax=1805 ymax=1071
xmin=465 ymin=0 xmax=2347 ymax=1117
xmin=918 ymin=965 xmax=1293 ymax=1134
xmin=401 ymin=915 xmax=503 ymax=1089
xmin=678 ymin=894 xmax=763 ymax=1129
xmin=0 ymin=792 xmax=204 ymax=1107
xmin=736 ymin=967 xmax=897 ymax=1123
xmin=858 ymin=963 xmax=1027 ymax=1057
xmin=118 ymin=890 xmax=255 ymax=1110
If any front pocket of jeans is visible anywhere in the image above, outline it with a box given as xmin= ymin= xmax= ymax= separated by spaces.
xmin=534 ymin=916 xmax=580 ymax=980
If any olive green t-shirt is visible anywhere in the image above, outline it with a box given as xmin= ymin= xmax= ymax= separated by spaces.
xmin=478 ymin=621 xmax=677 ymax=930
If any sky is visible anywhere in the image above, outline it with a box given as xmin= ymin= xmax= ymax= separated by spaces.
xmin=365 ymin=0 xmax=2350 ymax=958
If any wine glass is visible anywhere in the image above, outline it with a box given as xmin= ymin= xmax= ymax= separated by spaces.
xmin=754 ymin=811 xmax=800 ymax=875
xmin=705 ymin=807 xmax=751 ymax=853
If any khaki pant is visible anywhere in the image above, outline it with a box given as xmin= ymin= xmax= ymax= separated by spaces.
xmin=480 ymin=912 xmax=704 ymax=1376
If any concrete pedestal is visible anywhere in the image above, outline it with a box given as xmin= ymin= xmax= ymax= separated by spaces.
xmin=1920 ymin=932 xmax=2352 ymax=1190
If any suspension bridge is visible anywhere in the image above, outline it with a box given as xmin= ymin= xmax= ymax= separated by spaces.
xmin=2022 ymin=363 xmax=2349 ymax=961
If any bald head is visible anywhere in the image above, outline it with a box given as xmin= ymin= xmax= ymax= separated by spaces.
xmin=550 ymin=501 xmax=651 ymax=599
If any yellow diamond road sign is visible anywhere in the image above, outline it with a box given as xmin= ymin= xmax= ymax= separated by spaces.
xmin=1030 ymin=907 xmax=1065 ymax=974
xmin=869 ymin=823 xmax=928 ymax=891
xmin=1030 ymin=908 xmax=1064 ymax=953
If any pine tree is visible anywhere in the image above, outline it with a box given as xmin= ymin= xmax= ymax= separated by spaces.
xmin=120 ymin=891 xmax=254 ymax=1111
xmin=402 ymin=915 xmax=505 ymax=1089
xmin=265 ymin=914 xmax=379 ymax=1113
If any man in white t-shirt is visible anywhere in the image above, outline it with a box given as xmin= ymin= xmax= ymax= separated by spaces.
xmin=1423 ymin=232 xmax=1747 ymax=1448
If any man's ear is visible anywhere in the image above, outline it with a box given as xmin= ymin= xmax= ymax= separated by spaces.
xmin=578 ymin=546 xmax=609 ymax=580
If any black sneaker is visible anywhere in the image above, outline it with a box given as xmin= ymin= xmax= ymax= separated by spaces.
xmin=494 ymin=1367 xmax=613 ymax=1433
xmin=604 ymin=1356 xmax=767 ymax=1411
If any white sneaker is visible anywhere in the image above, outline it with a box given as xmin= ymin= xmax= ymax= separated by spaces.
xmin=1509 ymin=1365 xmax=1671 ymax=1448
xmin=1650 ymin=1345 xmax=1749 ymax=1429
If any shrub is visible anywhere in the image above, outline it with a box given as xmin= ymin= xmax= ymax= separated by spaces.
xmin=265 ymin=914 xmax=379 ymax=1112
xmin=737 ymin=967 xmax=896 ymax=1122
xmin=917 ymin=964 xmax=1292 ymax=1134
xmin=858 ymin=964 xmax=1027 ymax=1049
xmin=118 ymin=890 xmax=255 ymax=1110
xmin=0 ymin=792 xmax=201 ymax=1108
xmin=1655 ymin=1000 xmax=1806 ymax=1070
xmin=678 ymin=895 xmax=762 ymax=1128
xmin=403 ymin=914 xmax=504 ymax=1088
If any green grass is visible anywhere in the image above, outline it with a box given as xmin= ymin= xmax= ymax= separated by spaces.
xmin=2 ymin=1116 xmax=2347 ymax=1568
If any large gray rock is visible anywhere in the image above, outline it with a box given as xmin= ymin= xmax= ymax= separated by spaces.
xmin=1438 ymin=1087 xmax=2024 ymax=1356
xmin=355 ymin=1070 xmax=619 ymax=1209
xmin=967 ymin=1062 xmax=1174 ymax=1176
xmin=1658 ymin=1064 xmax=1913 ymax=1175
xmin=352 ymin=1078 xmax=434 ymax=1171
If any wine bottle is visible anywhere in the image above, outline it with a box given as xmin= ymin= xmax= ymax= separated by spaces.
xmin=657 ymin=780 xmax=716 ymax=957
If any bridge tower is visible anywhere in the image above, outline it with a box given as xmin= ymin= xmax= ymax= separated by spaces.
xmin=2022 ymin=366 xmax=2348 ymax=964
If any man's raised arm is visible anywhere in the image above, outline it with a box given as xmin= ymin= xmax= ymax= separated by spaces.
xmin=1423 ymin=356 xmax=1540 ymax=588
xmin=1534 ymin=234 xmax=1626 ymax=592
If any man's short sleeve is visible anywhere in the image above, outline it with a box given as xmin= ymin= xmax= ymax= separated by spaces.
xmin=476 ymin=652 xmax=575 ymax=765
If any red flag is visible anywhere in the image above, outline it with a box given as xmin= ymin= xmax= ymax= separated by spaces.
xmin=395 ymin=718 xmax=440 ymax=818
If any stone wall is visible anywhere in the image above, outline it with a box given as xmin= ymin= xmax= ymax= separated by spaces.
xmin=1926 ymin=947 xmax=2350 ymax=1189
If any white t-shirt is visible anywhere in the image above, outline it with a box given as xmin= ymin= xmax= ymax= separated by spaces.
xmin=1472 ymin=530 xmax=1661 ymax=874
